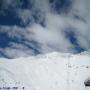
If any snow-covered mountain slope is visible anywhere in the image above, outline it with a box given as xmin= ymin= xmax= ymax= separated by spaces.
xmin=0 ymin=52 xmax=90 ymax=90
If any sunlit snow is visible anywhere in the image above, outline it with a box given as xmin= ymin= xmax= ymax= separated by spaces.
xmin=0 ymin=52 xmax=90 ymax=90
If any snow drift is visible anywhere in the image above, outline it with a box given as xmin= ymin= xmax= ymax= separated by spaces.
xmin=0 ymin=52 xmax=90 ymax=90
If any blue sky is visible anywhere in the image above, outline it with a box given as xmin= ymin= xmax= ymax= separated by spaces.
xmin=0 ymin=0 xmax=90 ymax=58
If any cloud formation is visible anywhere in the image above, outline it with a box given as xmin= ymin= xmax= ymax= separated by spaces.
xmin=0 ymin=0 xmax=90 ymax=58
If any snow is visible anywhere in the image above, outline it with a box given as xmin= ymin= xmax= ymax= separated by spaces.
xmin=0 ymin=52 xmax=90 ymax=90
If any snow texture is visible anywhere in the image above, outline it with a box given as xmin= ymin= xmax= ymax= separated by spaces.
xmin=0 ymin=52 xmax=90 ymax=90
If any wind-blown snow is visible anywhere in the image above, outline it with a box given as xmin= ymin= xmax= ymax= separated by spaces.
xmin=0 ymin=52 xmax=90 ymax=90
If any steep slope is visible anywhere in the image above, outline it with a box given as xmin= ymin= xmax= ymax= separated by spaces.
xmin=0 ymin=52 xmax=90 ymax=90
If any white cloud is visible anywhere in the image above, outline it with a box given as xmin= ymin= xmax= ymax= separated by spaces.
xmin=0 ymin=0 xmax=90 ymax=58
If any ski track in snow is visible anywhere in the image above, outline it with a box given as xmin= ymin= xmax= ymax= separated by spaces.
xmin=0 ymin=52 xmax=90 ymax=90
